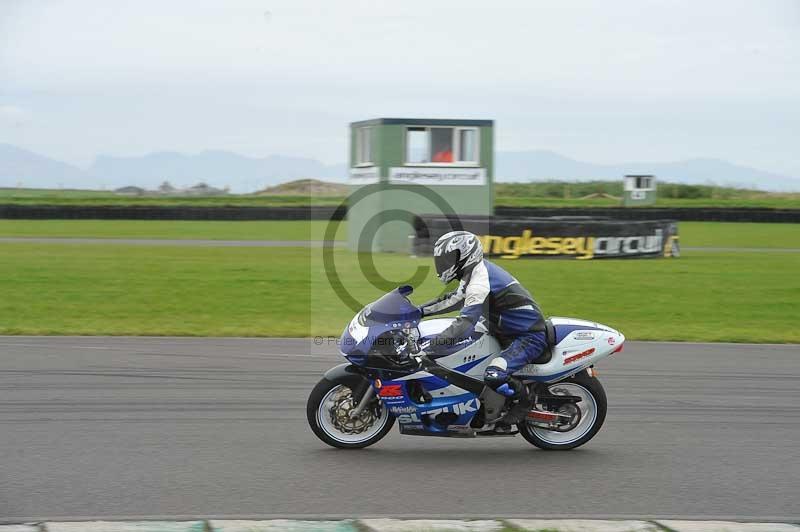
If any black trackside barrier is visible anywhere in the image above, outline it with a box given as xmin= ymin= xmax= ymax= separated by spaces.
xmin=0 ymin=204 xmax=797 ymax=222
xmin=413 ymin=215 xmax=680 ymax=260
xmin=495 ymin=206 xmax=800 ymax=223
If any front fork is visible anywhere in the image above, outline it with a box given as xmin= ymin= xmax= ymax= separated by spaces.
xmin=348 ymin=386 xmax=375 ymax=419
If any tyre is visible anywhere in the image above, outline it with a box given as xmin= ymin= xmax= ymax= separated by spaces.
xmin=306 ymin=377 xmax=395 ymax=449
xmin=518 ymin=372 xmax=607 ymax=450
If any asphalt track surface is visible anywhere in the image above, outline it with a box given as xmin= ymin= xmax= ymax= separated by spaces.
xmin=1 ymin=337 xmax=798 ymax=522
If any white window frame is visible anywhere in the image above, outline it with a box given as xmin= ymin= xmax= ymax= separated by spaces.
xmin=456 ymin=127 xmax=479 ymax=164
xmin=354 ymin=127 xmax=374 ymax=167
xmin=638 ymin=176 xmax=654 ymax=190
xmin=403 ymin=126 xmax=480 ymax=167
xmin=625 ymin=175 xmax=656 ymax=192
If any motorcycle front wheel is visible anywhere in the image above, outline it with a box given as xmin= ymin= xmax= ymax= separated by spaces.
xmin=306 ymin=377 xmax=395 ymax=449
xmin=518 ymin=372 xmax=607 ymax=450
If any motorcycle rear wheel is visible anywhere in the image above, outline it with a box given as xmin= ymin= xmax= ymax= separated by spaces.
xmin=518 ymin=372 xmax=607 ymax=450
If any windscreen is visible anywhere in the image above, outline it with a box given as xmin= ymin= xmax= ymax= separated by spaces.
xmin=364 ymin=286 xmax=421 ymax=325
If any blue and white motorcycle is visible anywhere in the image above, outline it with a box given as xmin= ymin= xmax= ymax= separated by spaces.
xmin=307 ymin=285 xmax=624 ymax=450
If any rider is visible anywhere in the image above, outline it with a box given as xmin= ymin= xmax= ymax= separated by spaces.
xmin=419 ymin=230 xmax=547 ymax=400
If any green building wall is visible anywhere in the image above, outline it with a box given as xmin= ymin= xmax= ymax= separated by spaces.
xmin=347 ymin=119 xmax=494 ymax=253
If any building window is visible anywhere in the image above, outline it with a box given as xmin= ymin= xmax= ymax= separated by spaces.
xmin=406 ymin=127 xmax=429 ymax=163
xmin=404 ymin=127 xmax=479 ymax=165
xmin=431 ymin=128 xmax=454 ymax=162
xmin=458 ymin=128 xmax=477 ymax=162
xmin=355 ymin=127 xmax=373 ymax=165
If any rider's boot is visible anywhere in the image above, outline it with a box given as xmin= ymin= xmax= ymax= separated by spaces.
xmin=485 ymin=366 xmax=533 ymax=428
xmin=498 ymin=377 xmax=533 ymax=424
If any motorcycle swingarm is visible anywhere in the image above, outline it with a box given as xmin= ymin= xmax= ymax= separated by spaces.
xmin=536 ymin=392 xmax=583 ymax=407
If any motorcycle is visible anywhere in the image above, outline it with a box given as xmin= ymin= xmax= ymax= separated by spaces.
xmin=307 ymin=285 xmax=624 ymax=450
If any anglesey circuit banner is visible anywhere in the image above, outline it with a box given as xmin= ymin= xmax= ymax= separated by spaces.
xmin=388 ymin=167 xmax=487 ymax=186
xmin=413 ymin=215 xmax=680 ymax=260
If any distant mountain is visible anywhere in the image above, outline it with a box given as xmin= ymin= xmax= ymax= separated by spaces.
xmin=256 ymin=179 xmax=349 ymax=196
xmin=0 ymin=144 xmax=90 ymax=189
xmin=1 ymin=143 xmax=798 ymax=192
xmin=497 ymin=150 xmax=800 ymax=192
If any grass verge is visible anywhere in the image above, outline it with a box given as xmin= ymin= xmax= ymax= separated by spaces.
xmin=0 ymin=220 xmax=346 ymax=241
xmin=0 ymin=243 xmax=797 ymax=342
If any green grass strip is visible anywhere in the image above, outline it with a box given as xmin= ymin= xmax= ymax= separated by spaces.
xmin=1 ymin=243 xmax=797 ymax=342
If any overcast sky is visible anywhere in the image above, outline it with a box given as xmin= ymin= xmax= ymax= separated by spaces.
xmin=1 ymin=0 xmax=798 ymax=176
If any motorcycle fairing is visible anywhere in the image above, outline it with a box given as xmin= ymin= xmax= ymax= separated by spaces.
xmin=339 ymin=286 xmax=422 ymax=366
xmin=375 ymin=376 xmax=480 ymax=434
xmin=419 ymin=316 xmax=625 ymax=383
xmin=515 ymin=317 xmax=625 ymax=382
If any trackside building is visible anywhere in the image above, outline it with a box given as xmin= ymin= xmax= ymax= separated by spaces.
xmin=347 ymin=118 xmax=494 ymax=253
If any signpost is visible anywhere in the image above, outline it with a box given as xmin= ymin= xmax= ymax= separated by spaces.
xmin=623 ymin=174 xmax=657 ymax=206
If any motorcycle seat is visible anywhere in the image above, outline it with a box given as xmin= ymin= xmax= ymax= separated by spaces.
xmin=545 ymin=318 xmax=556 ymax=348
xmin=531 ymin=319 xmax=555 ymax=364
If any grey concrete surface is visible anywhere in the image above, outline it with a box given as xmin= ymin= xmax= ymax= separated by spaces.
xmin=656 ymin=521 xmax=800 ymax=532
xmin=505 ymin=520 xmax=660 ymax=532
xmin=0 ymin=337 xmax=798 ymax=521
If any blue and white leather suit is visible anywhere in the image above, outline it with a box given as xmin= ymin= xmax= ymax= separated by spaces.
xmin=420 ymin=259 xmax=547 ymax=389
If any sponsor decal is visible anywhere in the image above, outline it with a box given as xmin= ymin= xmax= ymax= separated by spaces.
xmin=349 ymin=166 xmax=380 ymax=184
xmin=389 ymin=405 xmax=418 ymax=415
xmin=607 ymin=336 xmax=616 ymax=346
xmin=477 ymin=229 xmax=669 ymax=260
xmin=563 ymin=347 xmax=596 ymax=365
xmin=378 ymin=384 xmax=404 ymax=399
xmin=573 ymin=331 xmax=596 ymax=341
xmin=388 ymin=167 xmax=486 ymax=186
xmin=395 ymin=399 xmax=481 ymax=423
xmin=663 ymin=235 xmax=681 ymax=258
xmin=421 ymin=398 xmax=479 ymax=416
xmin=397 ymin=413 xmax=422 ymax=424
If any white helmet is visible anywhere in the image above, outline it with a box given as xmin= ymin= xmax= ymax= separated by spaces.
xmin=432 ymin=231 xmax=483 ymax=283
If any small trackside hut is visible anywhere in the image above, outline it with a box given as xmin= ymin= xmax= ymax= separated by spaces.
xmin=623 ymin=174 xmax=657 ymax=206
xmin=347 ymin=118 xmax=494 ymax=253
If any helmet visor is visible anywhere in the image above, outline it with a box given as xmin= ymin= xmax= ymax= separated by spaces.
xmin=434 ymin=250 xmax=458 ymax=282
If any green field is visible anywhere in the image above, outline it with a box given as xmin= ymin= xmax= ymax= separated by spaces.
xmin=2 ymin=181 xmax=799 ymax=209
xmin=495 ymin=181 xmax=800 ymax=208
xmin=679 ymin=222 xmax=799 ymax=248
xmin=0 ymin=220 xmax=345 ymax=241
xmin=0 ymin=220 xmax=797 ymax=249
xmin=0 ymin=188 xmax=342 ymax=207
xmin=0 ymin=239 xmax=798 ymax=342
